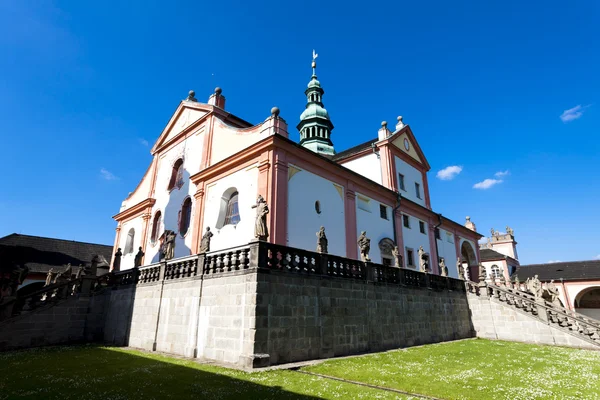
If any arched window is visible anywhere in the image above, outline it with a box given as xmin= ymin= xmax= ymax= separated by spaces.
xmin=224 ymin=191 xmax=240 ymax=226
xmin=491 ymin=264 xmax=502 ymax=279
xmin=168 ymin=159 xmax=184 ymax=191
xmin=151 ymin=211 xmax=162 ymax=244
xmin=179 ymin=197 xmax=192 ymax=236
xmin=124 ymin=228 xmax=135 ymax=254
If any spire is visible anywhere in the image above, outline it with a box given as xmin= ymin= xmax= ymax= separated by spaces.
xmin=297 ymin=50 xmax=335 ymax=156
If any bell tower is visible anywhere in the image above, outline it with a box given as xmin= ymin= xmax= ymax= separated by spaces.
xmin=297 ymin=50 xmax=335 ymax=156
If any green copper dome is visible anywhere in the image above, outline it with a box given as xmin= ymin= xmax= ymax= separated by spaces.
xmin=307 ymin=75 xmax=321 ymax=89
xmin=300 ymin=103 xmax=329 ymax=120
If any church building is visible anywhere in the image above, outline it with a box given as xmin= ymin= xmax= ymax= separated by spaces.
xmin=112 ymin=55 xmax=482 ymax=277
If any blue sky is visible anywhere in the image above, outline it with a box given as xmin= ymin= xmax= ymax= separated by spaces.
xmin=0 ymin=1 xmax=598 ymax=265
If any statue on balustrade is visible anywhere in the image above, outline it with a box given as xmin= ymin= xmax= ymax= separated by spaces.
xmin=252 ymin=194 xmax=269 ymax=241
xmin=439 ymin=258 xmax=448 ymax=277
xmin=546 ymin=280 xmax=561 ymax=306
xmin=418 ymin=246 xmax=429 ymax=273
xmin=506 ymin=226 xmax=514 ymax=236
xmin=163 ymin=230 xmax=177 ymax=261
xmin=478 ymin=264 xmax=487 ymax=282
xmin=392 ymin=246 xmax=402 ymax=268
xmin=134 ymin=247 xmax=145 ymax=267
xmin=75 ymin=265 xmax=85 ymax=279
xmin=199 ymin=227 xmax=214 ymax=254
xmin=316 ymin=226 xmax=328 ymax=254
xmin=45 ymin=268 xmax=57 ymax=286
xmin=113 ymin=248 xmax=122 ymax=272
xmin=357 ymin=231 xmax=371 ymax=262
xmin=526 ymin=275 xmax=543 ymax=299
xmin=55 ymin=264 xmax=73 ymax=284
xmin=456 ymin=257 xmax=464 ymax=280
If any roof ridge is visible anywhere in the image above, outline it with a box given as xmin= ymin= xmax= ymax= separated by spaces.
xmin=1 ymin=233 xmax=112 ymax=248
xmin=521 ymin=259 xmax=600 ymax=267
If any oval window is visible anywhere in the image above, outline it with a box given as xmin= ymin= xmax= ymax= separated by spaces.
xmin=315 ymin=200 xmax=321 ymax=214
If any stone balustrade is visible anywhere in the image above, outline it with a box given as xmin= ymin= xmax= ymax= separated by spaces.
xmin=467 ymin=280 xmax=600 ymax=347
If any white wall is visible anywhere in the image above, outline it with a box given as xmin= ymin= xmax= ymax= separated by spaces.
xmin=203 ymin=167 xmax=258 ymax=252
xmin=437 ymin=229 xmax=458 ymax=278
xmin=395 ymin=156 xmax=425 ymax=206
xmin=145 ymin=132 xmax=205 ymax=264
xmin=340 ymin=153 xmax=382 ymax=185
xmin=355 ymin=194 xmax=394 ymax=263
xmin=287 ymin=167 xmax=345 ymax=257
xmin=401 ymin=214 xmax=430 ymax=269
xmin=491 ymin=241 xmax=517 ymax=260
xmin=119 ymin=217 xmax=144 ymax=270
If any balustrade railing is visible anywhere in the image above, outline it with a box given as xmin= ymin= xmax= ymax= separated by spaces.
xmin=467 ymin=280 xmax=600 ymax=346
xmin=97 ymin=242 xmax=466 ymax=295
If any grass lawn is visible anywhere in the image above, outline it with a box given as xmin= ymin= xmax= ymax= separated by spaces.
xmin=0 ymin=345 xmax=408 ymax=400
xmin=1 ymin=340 xmax=599 ymax=400
xmin=303 ymin=339 xmax=600 ymax=400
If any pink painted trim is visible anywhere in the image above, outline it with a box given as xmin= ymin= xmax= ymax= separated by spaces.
xmin=427 ymin=218 xmax=439 ymax=275
xmin=393 ymin=209 xmax=405 ymax=267
xmin=271 ymin=147 xmax=288 ymax=245
xmin=422 ymin=171 xmax=431 ymax=209
xmin=345 ymin=187 xmax=358 ymax=259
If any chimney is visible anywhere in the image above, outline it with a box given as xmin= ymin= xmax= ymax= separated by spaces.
xmin=208 ymin=87 xmax=226 ymax=109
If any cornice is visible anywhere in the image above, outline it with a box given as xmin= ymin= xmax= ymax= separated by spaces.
xmin=113 ymin=198 xmax=156 ymax=222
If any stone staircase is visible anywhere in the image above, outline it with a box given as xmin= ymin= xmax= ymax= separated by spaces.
xmin=466 ymin=280 xmax=600 ymax=349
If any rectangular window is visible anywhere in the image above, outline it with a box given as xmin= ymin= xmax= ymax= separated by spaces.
xmin=403 ymin=214 xmax=410 ymax=228
xmin=357 ymin=195 xmax=371 ymax=212
xmin=415 ymin=182 xmax=422 ymax=199
xmin=446 ymin=232 xmax=453 ymax=243
xmin=406 ymin=248 xmax=414 ymax=267
xmin=419 ymin=221 xmax=426 ymax=234
xmin=379 ymin=204 xmax=388 ymax=220
xmin=398 ymin=174 xmax=406 ymax=191
xmin=435 ymin=228 xmax=440 ymax=240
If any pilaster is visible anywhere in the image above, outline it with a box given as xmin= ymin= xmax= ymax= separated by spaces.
xmin=344 ymin=188 xmax=358 ymax=259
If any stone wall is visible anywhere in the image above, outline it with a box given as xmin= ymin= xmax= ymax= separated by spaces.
xmin=467 ymin=293 xmax=598 ymax=349
xmin=254 ymin=270 xmax=474 ymax=365
xmin=0 ymin=292 xmax=108 ymax=351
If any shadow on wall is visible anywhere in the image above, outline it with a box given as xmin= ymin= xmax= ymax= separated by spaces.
xmin=150 ymin=167 xmax=193 ymax=264
xmin=0 ymin=346 xmax=323 ymax=400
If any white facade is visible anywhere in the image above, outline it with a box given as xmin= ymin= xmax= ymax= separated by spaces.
xmin=118 ymin=217 xmax=144 ymax=270
xmin=437 ymin=229 xmax=458 ymax=278
xmin=287 ymin=167 xmax=346 ymax=257
xmin=340 ymin=153 xmax=382 ymax=185
xmin=401 ymin=214 xmax=430 ymax=269
xmin=395 ymin=156 xmax=425 ymax=206
xmin=355 ymin=193 xmax=394 ymax=263
xmin=203 ymin=167 xmax=259 ymax=252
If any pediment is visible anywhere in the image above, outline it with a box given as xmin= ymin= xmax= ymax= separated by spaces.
xmin=151 ymin=103 xmax=210 ymax=153
xmin=388 ymin=126 xmax=430 ymax=170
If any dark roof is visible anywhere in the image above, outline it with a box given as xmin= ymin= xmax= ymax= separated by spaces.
xmin=480 ymin=248 xmax=517 ymax=264
xmin=513 ymin=260 xmax=600 ymax=282
xmin=0 ymin=234 xmax=112 ymax=273
xmin=331 ymin=138 xmax=377 ymax=162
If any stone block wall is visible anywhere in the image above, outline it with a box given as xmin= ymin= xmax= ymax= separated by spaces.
xmin=0 ymin=292 xmax=108 ymax=351
xmin=254 ymin=270 xmax=474 ymax=365
xmin=467 ymin=293 xmax=598 ymax=349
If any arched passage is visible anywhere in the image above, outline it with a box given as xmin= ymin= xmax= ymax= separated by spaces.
xmin=574 ymin=286 xmax=600 ymax=320
xmin=460 ymin=240 xmax=477 ymax=281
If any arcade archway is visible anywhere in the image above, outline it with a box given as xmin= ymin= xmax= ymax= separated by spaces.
xmin=574 ymin=287 xmax=600 ymax=320
xmin=460 ymin=241 xmax=477 ymax=281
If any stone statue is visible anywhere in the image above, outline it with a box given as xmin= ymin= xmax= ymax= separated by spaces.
xmin=45 ymin=268 xmax=57 ymax=286
xmin=418 ymin=246 xmax=429 ymax=273
xmin=490 ymin=228 xmax=497 ymax=237
xmin=199 ymin=227 xmax=214 ymax=254
xmin=316 ymin=226 xmax=328 ymax=254
xmin=392 ymin=246 xmax=402 ymax=268
xmin=464 ymin=264 xmax=470 ymax=281
xmin=134 ymin=247 xmax=145 ymax=267
xmin=506 ymin=226 xmax=514 ymax=236
xmin=546 ymin=280 xmax=561 ymax=306
xmin=456 ymin=257 xmax=464 ymax=280
xmin=91 ymin=254 xmax=110 ymax=277
xmin=439 ymin=258 xmax=448 ymax=277
xmin=75 ymin=265 xmax=85 ymax=279
xmin=163 ymin=230 xmax=177 ymax=260
xmin=357 ymin=231 xmax=371 ymax=262
xmin=252 ymin=195 xmax=269 ymax=241
xmin=526 ymin=274 xmax=543 ymax=298
xmin=478 ymin=264 xmax=487 ymax=282
xmin=113 ymin=248 xmax=122 ymax=272
xmin=56 ymin=264 xmax=73 ymax=283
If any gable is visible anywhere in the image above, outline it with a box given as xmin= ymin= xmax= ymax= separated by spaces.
xmin=152 ymin=103 xmax=209 ymax=153
xmin=391 ymin=132 xmax=422 ymax=164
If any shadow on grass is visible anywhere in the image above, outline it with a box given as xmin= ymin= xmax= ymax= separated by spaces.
xmin=0 ymin=345 xmax=323 ymax=400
